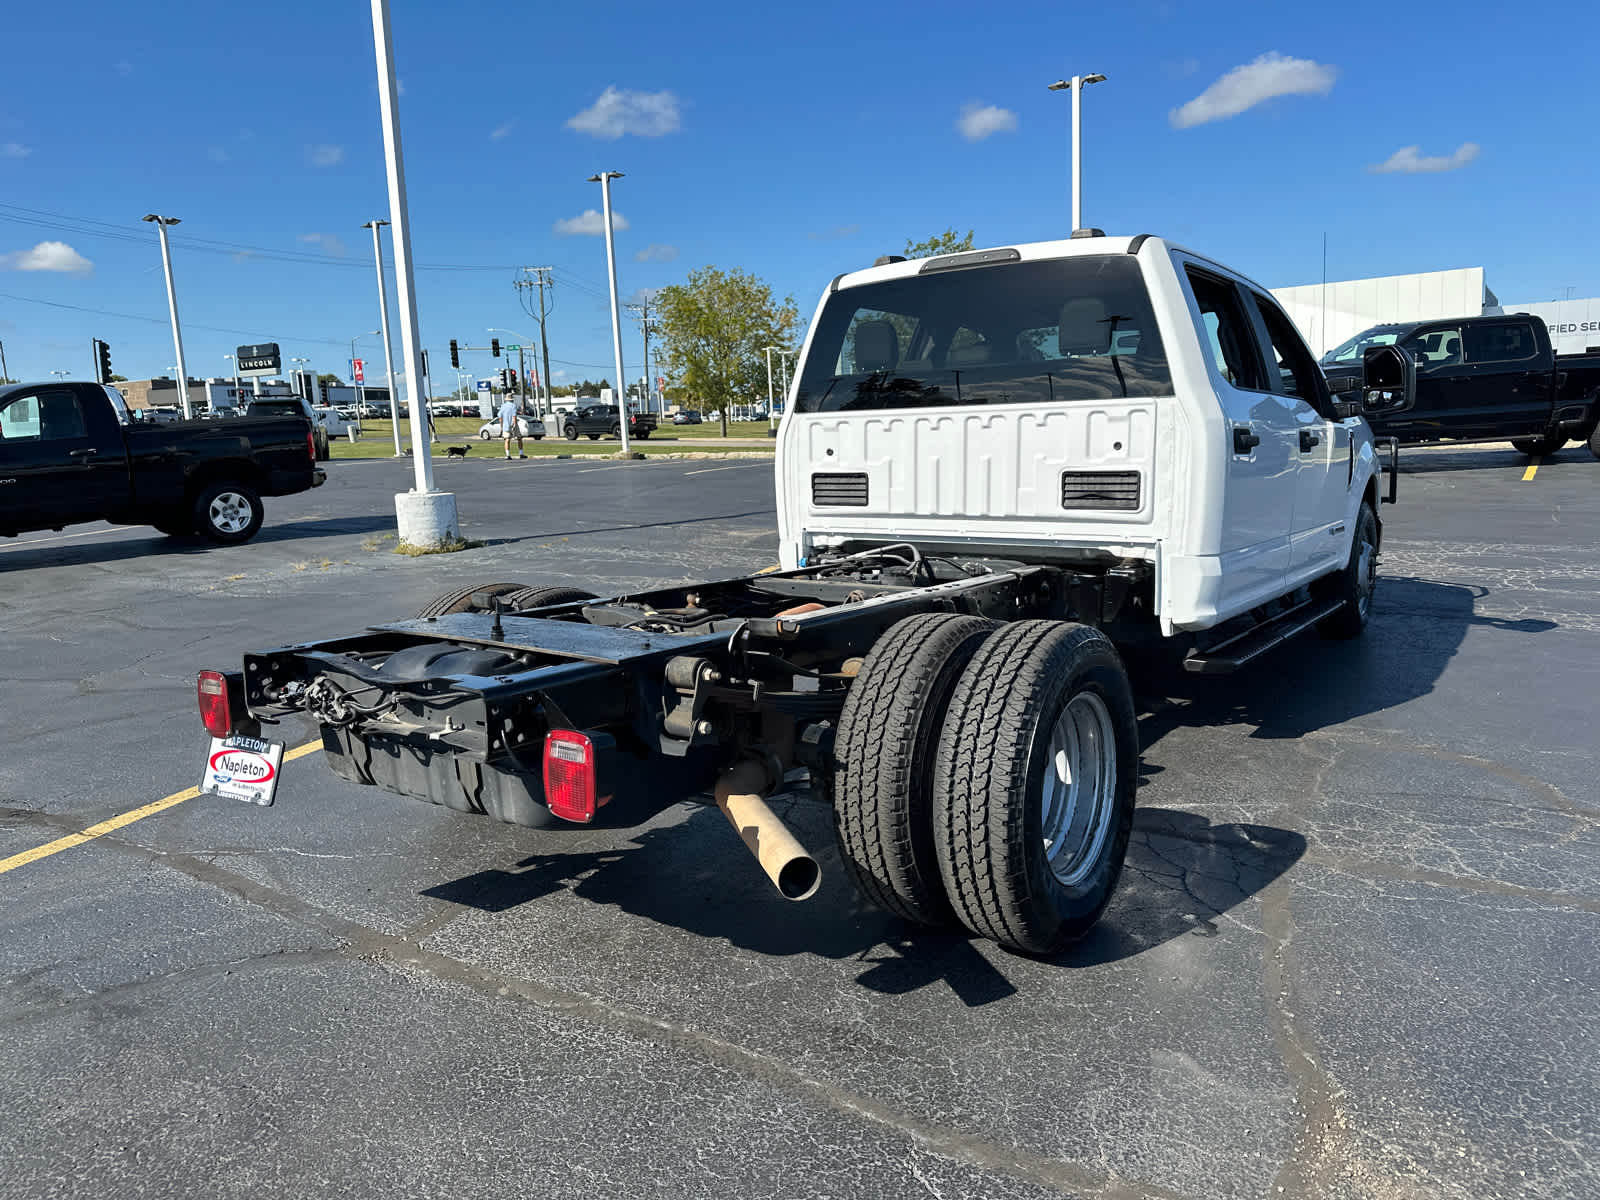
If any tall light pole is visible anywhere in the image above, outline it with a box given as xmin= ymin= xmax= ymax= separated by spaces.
xmin=1046 ymin=73 xmax=1106 ymax=233
xmin=223 ymin=353 xmax=240 ymax=408
xmin=142 ymin=213 xmax=192 ymax=418
xmin=369 ymin=0 xmax=455 ymax=544
xmin=290 ymin=355 xmax=311 ymax=406
xmin=50 ymin=369 xmax=70 ymax=381
xmin=361 ymin=218 xmax=404 ymax=456
xmin=587 ymin=170 xmax=631 ymax=456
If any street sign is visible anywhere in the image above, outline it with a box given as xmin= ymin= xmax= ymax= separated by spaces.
xmin=236 ymin=342 xmax=281 ymax=378
xmin=352 ymin=358 xmax=365 ymax=384
xmin=475 ymin=379 xmax=491 ymax=392
xmin=505 ymin=344 xmax=521 ymax=351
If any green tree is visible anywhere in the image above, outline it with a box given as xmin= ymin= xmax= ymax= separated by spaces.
xmin=904 ymin=228 xmax=975 ymax=259
xmin=655 ymin=265 xmax=800 ymax=436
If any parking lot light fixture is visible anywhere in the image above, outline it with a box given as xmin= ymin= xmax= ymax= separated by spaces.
xmin=587 ymin=170 xmax=631 ymax=455
xmin=1046 ymin=73 xmax=1106 ymax=232
xmin=361 ymin=218 xmax=404 ymax=456
xmin=50 ymin=369 xmax=70 ymax=380
xmin=141 ymin=213 xmax=192 ymax=418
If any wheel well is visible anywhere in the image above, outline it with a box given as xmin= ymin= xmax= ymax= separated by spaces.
xmin=186 ymin=461 xmax=263 ymax=502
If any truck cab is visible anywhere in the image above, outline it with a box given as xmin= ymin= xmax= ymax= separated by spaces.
xmin=776 ymin=234 xmax=1403 ymax=634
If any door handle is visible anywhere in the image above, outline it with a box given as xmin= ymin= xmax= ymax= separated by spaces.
xmin=69 ymin=447 xmax=99 ymax=459
xmin=1299 ymin=430 xmax=1321 ymax=452
xmin=1232 ymin=427 xmax=1260 ymax=454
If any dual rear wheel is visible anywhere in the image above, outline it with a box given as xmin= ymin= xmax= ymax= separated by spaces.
xmin=830 ymin=613 xmax=1139 ymax=956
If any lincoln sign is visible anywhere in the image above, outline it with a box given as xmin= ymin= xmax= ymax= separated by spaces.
xmin=235 ymin=343 xmax=281 ymax=378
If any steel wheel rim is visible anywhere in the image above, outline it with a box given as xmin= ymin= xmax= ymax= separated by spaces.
xmin=1355 ymin=526 xmax=1377 ymax=621
xmin=1039 ymin=690 xmax=1117 ymax=887
xmin=208 ymin=492 xmax=251 ymax=534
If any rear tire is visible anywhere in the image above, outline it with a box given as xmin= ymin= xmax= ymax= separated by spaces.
xmin=1511 ymin=434 xmax=1567 ymax=456
xmin=831 ymin=613 xmax=998 ymax=926
xmin=1315 ymin=502 xmax=1378 ymax=639
xmin=415 ymin=582 xmax=529 ymax=619
xmin=193 ymin=481 xmax=264 ymax=544
xmin=565 ymin=426 xmax=579 ymax=442
xmin=479 ymin=429 xmax=492 ymax=441
xmin=1588 ymin=421 xmax=1600 ymax=460
xmin=932 ymin=621 xmax=1139 ymax=956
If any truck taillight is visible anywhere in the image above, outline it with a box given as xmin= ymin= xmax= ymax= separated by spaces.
xmin=543 ymin=730 xmax=600 ymax=823
xmin=306 ymin=429 xmax=316 ymax=462
xmin=197 ymin=670 xmax=233 ymax=737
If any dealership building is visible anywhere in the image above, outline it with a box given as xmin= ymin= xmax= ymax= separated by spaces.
xmin=1271 ymin=269 xmax=1600 ymax=358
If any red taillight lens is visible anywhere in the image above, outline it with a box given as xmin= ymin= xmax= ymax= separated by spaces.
xmin=543 ymin=729 xmax=598 ymax=823
xmin=198 ymin=670 xmax=232 ymax=737
xmin=306 ymin=429 xmax=316 ymax=462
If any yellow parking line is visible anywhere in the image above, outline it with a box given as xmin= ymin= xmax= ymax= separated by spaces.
xmin=1522 ymin=458 xmax=1540 ymax=482
xmin=0 ymin=741 xmax=321 ymax=877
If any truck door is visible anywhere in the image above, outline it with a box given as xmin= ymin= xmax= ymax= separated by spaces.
xmin=1245 ymin=291 xmax=1351 ymax=583
xmin=1182 ymin=267 xmax=1298 ymax=611
xmin=0 ymin=385 xmax=129 ymax=531
xmin=1396 ymin=324 xmax=1473 ymax=437
xmin=1460 ymin=318 xmax=1551 ymax=438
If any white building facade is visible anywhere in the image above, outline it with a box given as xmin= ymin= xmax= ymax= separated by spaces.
xmin=1271 ymin=268 xmax=1500 ymax=359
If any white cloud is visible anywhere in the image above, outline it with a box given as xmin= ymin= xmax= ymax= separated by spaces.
xmin=1169 ymin=52 xmax=1338 ymax=128
xmin=956 ymin=102 xmax=1018 ymax=142
xmin=0 ymin=240 xmax=93 ymax=274
xmin=634 ymin=242 xmax=678 ymax=262
xmin=627 ymin=286 xmax=661 ymax=305
xmin=554 ymin=369 xmax=569 ymax=379
xmin=307 ymin=143 xmax=344 ymax=167
xmin=567 ymin=87 xmax=681 ymax=139
xmin=553 ymin=209 xmax=630 ymax=236
xmin=808 ymin=224 xmax=860 ymax=241
xmin=1 ymin=142 xmax=29 ymax=158
xmin=1369 ymin=142 xmax=1480 ymax=174
xmin=490 ymin=120 xmax=515 ymax=141
xmin=297 ymin=232 xmax=347 ymax=257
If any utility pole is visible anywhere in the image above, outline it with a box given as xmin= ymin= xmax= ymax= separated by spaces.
xmin=627 ymin=299 xmax=655 ymax=414
xmin=516 ymin=266 xmax=556 ymax=417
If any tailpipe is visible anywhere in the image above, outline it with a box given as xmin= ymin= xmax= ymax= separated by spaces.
xmin=714 ymin=757 xmax=821 ymax=901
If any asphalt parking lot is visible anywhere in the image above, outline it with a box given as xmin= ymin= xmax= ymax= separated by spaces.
xmin=2 ymin=445 xmax=1596 ymax=1199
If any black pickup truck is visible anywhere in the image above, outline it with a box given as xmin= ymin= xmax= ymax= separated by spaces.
xmin=1 ymin=381 xmax=325 ymax=544
xmin=1322 ymin=314 xmax=1600 ymax=456
xmin=560 ymin=404 xmax=658 ymax=441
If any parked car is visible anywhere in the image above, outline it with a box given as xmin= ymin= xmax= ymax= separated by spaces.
xmin=561 ymin=404 xmax=659 ymax=441
xmin=1 ymin=381 xmax=324 ymax=543
xmin=672 ymin=410 xmax=704 ymax=425
xmin=1322 ymin=314 xmax=1600 ymax=454
xmin=248 ymin=396 xmax=335 ymax=459
xmin=477 ymin=416 xmax=546 ymax=441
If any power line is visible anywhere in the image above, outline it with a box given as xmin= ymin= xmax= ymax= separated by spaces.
xmin=0 ymin=289 xmax=351 ymax=347
xmin=0 ymin=203 xmax=517 ymax=273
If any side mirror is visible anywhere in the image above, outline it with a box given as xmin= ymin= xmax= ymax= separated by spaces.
xmin=1361 ymin=344 xmax=1415 ymax=415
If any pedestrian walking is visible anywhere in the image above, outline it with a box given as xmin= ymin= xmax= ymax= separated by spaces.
xmin=500 ymin=396 xmax=526 ymax=459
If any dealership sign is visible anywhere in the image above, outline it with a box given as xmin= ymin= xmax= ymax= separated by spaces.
xmin=235 ymin=342 xmax=281 ymax=378
xmin=200 ymin=734 xmax=284 ymax=806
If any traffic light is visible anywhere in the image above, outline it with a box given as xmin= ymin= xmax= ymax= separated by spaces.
xmin=95 ymin=339 xmax=113 ymax=384
xmin=506 ymin=367 xmax=518 ymax=392
xmin=490 ymin=338 xmax=500 ymax=358
xmin=449 ymin=339 xmax=459 ymax=368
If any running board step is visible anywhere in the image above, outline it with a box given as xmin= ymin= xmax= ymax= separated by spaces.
xmin=1183 ymin=596 xmax=1345 ymax=675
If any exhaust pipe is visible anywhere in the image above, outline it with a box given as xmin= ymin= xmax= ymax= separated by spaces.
xmin=714 ymin=757 xmax=821 ymax=901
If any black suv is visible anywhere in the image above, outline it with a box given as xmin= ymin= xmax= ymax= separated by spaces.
xmin=561 ymin=404 xmax=659 ymax=441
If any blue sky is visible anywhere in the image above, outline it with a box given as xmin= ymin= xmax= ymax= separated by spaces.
xmin=2 ymin=0 xmax=1597 ymax=389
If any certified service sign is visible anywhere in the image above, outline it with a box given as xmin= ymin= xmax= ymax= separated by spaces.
xmin=201 ymin=735 xmax=285 ymax=806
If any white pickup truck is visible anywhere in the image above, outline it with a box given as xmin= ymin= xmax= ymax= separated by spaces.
xmin=199 ymin=231 xmax=1413 ymax=956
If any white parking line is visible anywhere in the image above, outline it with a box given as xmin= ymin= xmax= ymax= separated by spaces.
xmin=684 ymin=463 xmax=771 ymax=475
xmin=0 ymin=526 xmax=132 ymax=551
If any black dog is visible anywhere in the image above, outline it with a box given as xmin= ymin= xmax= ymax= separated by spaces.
xmin=443 ymin=444 xmax=471 ymax=459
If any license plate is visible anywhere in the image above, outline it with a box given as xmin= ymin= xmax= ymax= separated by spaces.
xmin=200 ymin=735 xmax=285 ymax=806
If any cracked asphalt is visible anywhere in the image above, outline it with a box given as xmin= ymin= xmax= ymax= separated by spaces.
xmin=1 ymin=444 xmax=1596 ymax=1199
